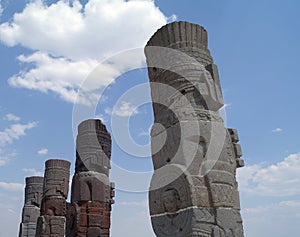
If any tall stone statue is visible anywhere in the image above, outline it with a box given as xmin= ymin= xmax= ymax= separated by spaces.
xmin=19 ymin=176 xmax=44 ymax=237
xmin=35 ymin=159 xmax=71 ymax=237
xmin=66 ymin=119 xmax=115 ymax=237
xmin=145 ymin=21 xmax=245 ymax=237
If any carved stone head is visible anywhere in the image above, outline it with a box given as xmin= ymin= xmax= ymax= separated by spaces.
xmin=76 ymin=119 xmax=111 ymax=175
xmin=162 ymin=189 xmax=180 ymax=213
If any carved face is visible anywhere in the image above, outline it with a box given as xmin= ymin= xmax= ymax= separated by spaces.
xmin=162 ymin=189 xmax=180 ymax=213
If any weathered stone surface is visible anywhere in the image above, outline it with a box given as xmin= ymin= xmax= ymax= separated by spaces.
xmin=19 ymin=176 xmax=44 ymax=237
xmin=36 ymin=216 xmax=66 ymax=237
xmin=145 ymin=21 xmax=244 ymax=237
xmin=146 ymin=22 xmax=212 ymax=66
xmin=36 ymin=159 xmax=70 ymax=237
xmin=71 ymin=171 xmax=111 ymax=203
xmin=43 ymin=159 xmax=70 ymax=198
xmin=40 ymin=197 xmax=67 ymax=216
xmin=66 ymin=201 xmax=112 ymax=236
xmin=152 ymin=207 xmax=243 ymax=237
xmin=76 ymin=119 xmax=111 ymax=175
xmin=66 ymin=119 xmax=114 ymax=237
xmin=24 ymin=176 xmax=44 ymax=207
xmin=19 ymin=119 xmax=114 ymax=237
xmin=21 ymin=205 xmax=41 ymax=223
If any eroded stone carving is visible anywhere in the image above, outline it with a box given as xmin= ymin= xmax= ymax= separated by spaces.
xmin=145 ymin=21 xmax=245 ymax=237
xmin=36 ymin=159 xmax=70 ymax=237
xmin=162 ymin=189 xmax=181 ymax=213
xmin=19 ymin=176 xmax=44 ymax=237
xmin=66 ymin=119 xmax=114 ymax=237
xmin=19 ymin=119 xmax=114 ymax=237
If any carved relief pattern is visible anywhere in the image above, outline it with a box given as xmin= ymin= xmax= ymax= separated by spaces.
xmin=35 ymin=159 xmax=70 ymax=237
xmin=146 ymin=21 xmax=245 ymax=237
xmin=66 ymin=119 xmax=114 ymax=237
xmin=19 ymin=176 xmax=44 ymax=237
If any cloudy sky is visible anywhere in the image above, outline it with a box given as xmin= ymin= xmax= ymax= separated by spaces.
xmin=0 ymin=0 xmax=300 ymax=236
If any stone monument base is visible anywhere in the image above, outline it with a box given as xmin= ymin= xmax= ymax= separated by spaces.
xmin=151 ymin=207 xmax=243 ymax=237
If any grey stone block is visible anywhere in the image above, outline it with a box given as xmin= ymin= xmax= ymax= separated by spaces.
xmin=145 ymin=21 xmax=245 ymax=237
xmin=151 ymin=207 xmax=244 ymax=237
xmin=19 ymin=176 xmax=44 ymax=237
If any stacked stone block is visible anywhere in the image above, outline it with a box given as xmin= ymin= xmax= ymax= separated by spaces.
xmin=19 ymin=176 xmax=44 ymax=237
xmin=66 ymin=119 xmax=115 ymax=237
xmin=35 ymin=159 xmax=71 ymax=237
xmin=145 ymin=21 xmax=245 ymax=237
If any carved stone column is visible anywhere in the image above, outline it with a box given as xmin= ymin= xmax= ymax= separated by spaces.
xmin=66 ymin=119 xmax=114 ymax=237
xmin=36 ymin=159 xmax=71 ymax=237
xmin=145 ymin=21 xmax=245 ymax=237
xmin=19 ymin=176 xmax=44 ymax=237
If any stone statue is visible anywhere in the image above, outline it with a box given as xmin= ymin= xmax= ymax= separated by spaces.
xmin=35 ymin=159 xmax=71 ymax=237
xmin=19 ymin=176 xmax=44 ymax=237
xmin=145 ymin=21 xmax=245 ymax=237
xmin=66 ymin=119 xmax=115 ymax=237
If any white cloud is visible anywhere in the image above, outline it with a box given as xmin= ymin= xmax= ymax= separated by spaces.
xmin=23 ymin=168 xmax=43 ymax=176
xmin=242 ymin=200 xmax=300 ymax=236
xmin=4 ymin=113 xmax=20 ymax=122
xmin=104 ymin=107 xmax=113 ymax=115
xmin=0 ymin=121 xmax=37 ymax=166
xmin=168 ymin=14 xmax=177 ymax=22
xmin=237 ymin=153 xmax=300 ymax=197
xmin=272 ymin=127 xmax=283 ymax=133
xmin=113 ymin=101 xmax=138 ymax=117
xmin=0 ymin=0 xmax=167 ymax=105
xmin=0 ymin=151 xmax=16 ymax=167
xmin=95 ymin=113 xmax=106 ymax=123
xmin=8 ymin=52 xmax=100 ymax=104
xmin=244 ymin=200 xmax=300 ymax=215
xmin=0 ymin=122 xmax=38 ymax=146
xmin=0 ymin=182 xmax=24 ymax=191
xmin=37 ymin=148 xmax=48 ymax=155
xmin=0 ymin=0 xmax=166 ymax=58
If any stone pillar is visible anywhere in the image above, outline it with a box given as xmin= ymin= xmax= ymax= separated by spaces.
xmin=19 ymin=176 xmax=44 ymax=237
xmin=66 ymin=119 xmax=114 ymax=237
xmin=36 ymin=159 xmax=71 ymax=237
xmin=145 ymin=21 xmax=245 ymax=237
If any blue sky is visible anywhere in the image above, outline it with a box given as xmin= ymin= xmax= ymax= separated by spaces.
xmin=0 ymin=0 xmax=300 ymax=236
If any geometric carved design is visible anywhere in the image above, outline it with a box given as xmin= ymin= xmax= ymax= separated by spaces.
xmin=76 ymin=119 xmax=111 ymax=175
xmin=20 ymin=119 xmax=114 ymax=237
xmin=36 ymin=159 xmax=70 ymax=237
xmin=66 ymin=119 xmax=114 ymax=237
xmin=19 ymin=176 xmax=44 ymax=237
xmin=145 ymin=21 xmax=245 ymax=237
xmin=227 ymin=128 xmax=244 ymax=168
